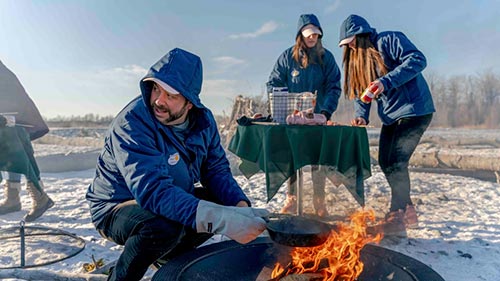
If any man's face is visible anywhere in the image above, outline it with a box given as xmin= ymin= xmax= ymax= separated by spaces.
xmin=150 ymin=83 xmax=192 ymax=125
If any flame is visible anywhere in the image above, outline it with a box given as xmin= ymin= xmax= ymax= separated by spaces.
xmin=271 ymin=209 xmax=383 ymax=281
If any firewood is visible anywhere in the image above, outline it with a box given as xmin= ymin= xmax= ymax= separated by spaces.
xmin=278 ymin=272 xmax=324 ymax=281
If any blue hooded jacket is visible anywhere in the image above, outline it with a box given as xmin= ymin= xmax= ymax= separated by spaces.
xmin=267 ymin=14 xmax=341 ymax=119
xmin=86 ymin=48 xmax=250 ymax=229
xmin=339 ymin=15 xmax=435 ymax=125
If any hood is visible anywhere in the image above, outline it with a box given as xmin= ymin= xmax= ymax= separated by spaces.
xmin=339 ymin=14 xmax=376 ymax=44
xmin=140 ymin=48 xmax=204 ymax=109
xmin=296 ymin=14 xmax=323 ymax=39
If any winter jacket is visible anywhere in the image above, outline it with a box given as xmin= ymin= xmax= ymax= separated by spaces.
xmin=267 ymin=14 xmax=341 ymax=119
xmin=0 ymin=61 xmax=49 ymax=140
xmin=339 ymin=14 xmax=435 ymax=125
xmin=86 ymin=48 xmax=250 ymax=229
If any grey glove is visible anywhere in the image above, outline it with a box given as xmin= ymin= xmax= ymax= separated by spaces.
xmin=196 ymin=200 xmax=268 ymax=244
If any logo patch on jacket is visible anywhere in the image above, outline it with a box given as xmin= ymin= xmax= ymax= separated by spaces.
xmin=168 ymin=152 xmax=180 ymax=165
xmin=291 ymin=69 xmax=300 ymax=77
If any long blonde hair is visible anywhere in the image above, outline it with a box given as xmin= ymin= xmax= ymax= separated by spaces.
xmin=342 ymin=34 xmax=387 ymax=100
xmin=292 ymin=35 xmax=324 ymax=68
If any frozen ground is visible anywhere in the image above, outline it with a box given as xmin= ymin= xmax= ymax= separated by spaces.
xmin=0 ymin=127 xmax=499 ymax=280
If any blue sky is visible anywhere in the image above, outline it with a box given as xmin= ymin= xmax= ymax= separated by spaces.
xmin=1 ymin=0 xmax=499 ymax=118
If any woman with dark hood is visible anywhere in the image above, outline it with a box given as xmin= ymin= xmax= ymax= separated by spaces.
xmin=339 ymin=14 xmax=435 ymax=235
xmin=267 ymin=14 xmax=342 ymax=217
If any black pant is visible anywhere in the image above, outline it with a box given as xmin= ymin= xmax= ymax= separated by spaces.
xmin=378 ymin=114 xmax=433 ymax=212
xmin=98 ymin=200 xmax=213 ymax=281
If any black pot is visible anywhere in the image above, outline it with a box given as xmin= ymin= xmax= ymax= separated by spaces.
xmin=265 ymin=215 xmax=335 ymax=247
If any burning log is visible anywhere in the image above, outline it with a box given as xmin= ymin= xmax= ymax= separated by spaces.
xmin=268 ymin=259 xmax=330 ymax=280
xmin=276 ymin=273 xmax=324 ymax=280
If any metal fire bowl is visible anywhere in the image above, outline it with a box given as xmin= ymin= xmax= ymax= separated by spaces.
xmin=152 ymin=237 xmax=445 ymax=281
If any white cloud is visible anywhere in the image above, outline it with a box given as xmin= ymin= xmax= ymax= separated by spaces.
xmin=229 ymin=21 xmax=279 ymax=39
xmin=89 ymin=64 xmax=148 ymax=90
xmin=325 ymin=0 xmax=342 ymax=14
xmin=202 ymin=79 xmax=248 ymax=98
xmin=213 ymin=56 xmax=245 ymax=66
xmin=99 ymin=64 xmax=147 ymax=77
xmin=200 ymin=79 xmax=265 ymax=114
xmin=211 ymin=56 xmax=246 ymax=74
xmin=200 ymin=79 xmax=245 ymax=115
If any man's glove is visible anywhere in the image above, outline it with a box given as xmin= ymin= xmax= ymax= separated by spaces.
xmin=0 ymin=115 xmax=6 ymax=128
xmin=196 ymin=200 xmax=268 ymax=244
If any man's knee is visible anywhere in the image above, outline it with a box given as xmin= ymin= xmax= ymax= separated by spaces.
xmin=139 ymin=217 xmax=184 ymax=244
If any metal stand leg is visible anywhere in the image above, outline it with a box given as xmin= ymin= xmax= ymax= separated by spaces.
xmin=356 ymin=167 xmax=365 ymax=207
xmin=296 ymin=168 xmax=304 ymax=216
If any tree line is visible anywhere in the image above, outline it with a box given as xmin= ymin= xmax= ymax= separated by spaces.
xmin=45 ymin=70 xmax=500 ymax=129
xmin=221 ymin=70 xmax=500 ymax=129
xmin=319 ymin=70 xmax=500 ymax=128
xmin=45 ymin=113 xmax=114 ymax=128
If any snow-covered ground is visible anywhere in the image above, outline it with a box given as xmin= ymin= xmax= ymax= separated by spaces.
xmin=1 ymin=128 xmax=499 ymax=280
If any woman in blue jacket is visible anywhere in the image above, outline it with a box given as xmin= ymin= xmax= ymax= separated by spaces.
xmin=86 ymin=48 xmax=267 ymax=280
xmin=339 ymin=14 xmax=435 ymax=234
xmin=267 ymin=14 xmax=342 ymax=217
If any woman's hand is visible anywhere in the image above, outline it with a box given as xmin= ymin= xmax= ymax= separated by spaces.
xmin=370 ymin=80 xmax=384 ymax=98
xmin=351 ymin=117 xmax=367 ymax=126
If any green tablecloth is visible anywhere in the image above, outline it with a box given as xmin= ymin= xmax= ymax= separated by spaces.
xmin=228 ymin=124 xmax=372 ymax=205
xmin=0 ymin=126 xmax=41 ymax=189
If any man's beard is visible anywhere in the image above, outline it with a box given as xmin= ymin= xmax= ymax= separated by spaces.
xmin=153 ymin=101 xmax=189 ymax=124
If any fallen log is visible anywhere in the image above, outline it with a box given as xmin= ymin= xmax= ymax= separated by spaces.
xmin=369 ymin=136 xmax=500 ymax=148
xmin=0 ymin=268 xmax=107 ymax=281
xmin=369 ymin=146 xmax=500 ymax=171
xmin=369 ymin=145 xmax=500 ymax=183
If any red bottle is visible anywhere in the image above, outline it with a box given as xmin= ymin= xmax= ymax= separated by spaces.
xmin=360 ymin=85 xmax=378 ymax=104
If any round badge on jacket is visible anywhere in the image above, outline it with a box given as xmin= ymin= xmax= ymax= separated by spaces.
xmin=168 ymin=152 xmax=180 ymax=165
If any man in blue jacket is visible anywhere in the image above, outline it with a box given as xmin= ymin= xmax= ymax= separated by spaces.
xmin=86 ymin=48 xmax=267 ymax=280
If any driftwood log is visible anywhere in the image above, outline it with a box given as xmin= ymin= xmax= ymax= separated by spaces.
xmin=368 ymin=137 xmax=500 ymax=183
xmin=221 ymin=95 xmax=267 ymax=148
xmin=0 ymin=269 xmax=107 ymax=281
xmin=368 ymin=142 xmax=500 ymax=171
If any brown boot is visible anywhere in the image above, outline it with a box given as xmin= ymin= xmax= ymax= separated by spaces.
xmin=24 ymin=181 xmax=54 ymax=222
xmin=403 ymin=205 xmax=419 ymax=229
xmin=280 ymin=194 xmax=297 ymax=214
xmin=367 ymin=210 xmax=407 ymax=237
xmin=0 ymin=181 xmax=22 ymax=215
xmin=313 ymin=195 xmax=329 ymax=217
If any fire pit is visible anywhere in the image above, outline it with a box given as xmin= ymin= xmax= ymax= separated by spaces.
xmin=152 ymin=237 xmax=444 ymax=281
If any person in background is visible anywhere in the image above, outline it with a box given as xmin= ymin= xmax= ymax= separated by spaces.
xmin=267 ymin=14 xmax=342 ymax=217
xmin=0 ymin=60 xmax=54 ymax=222
xmin=338 ymin=14 xmax=435 ymax=234
xmin=86 ymin=48 xmax=267 ymax=281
